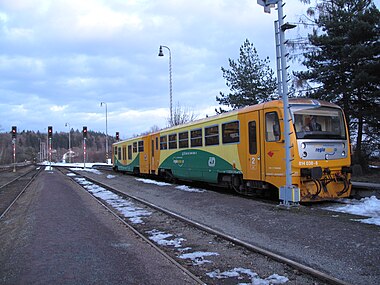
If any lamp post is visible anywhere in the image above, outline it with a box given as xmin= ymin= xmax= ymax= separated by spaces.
xmin=158 ymin=45 xmax=173 ymax=124
xmin=65 ymin=123 xmax=71 ymax=163
xmin=100 ymin=102 xmax=108 ymax=162
xmin=258 ymin=0 xmax=298 ymax=206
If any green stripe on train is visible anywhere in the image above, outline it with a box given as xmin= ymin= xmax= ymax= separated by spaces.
xmin=114 ymin=154 xmax=140 ymax=172
xmin=159 ymin=149 xmax=241 ymax=183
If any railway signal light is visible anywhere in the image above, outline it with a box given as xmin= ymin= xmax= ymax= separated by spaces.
xmin=116 ymin=132 xmax=119 ymax=141
xmin=11 ymin=126 xmax=17 ymax=139
xmin=48 ymin=126 xmax=53 ymax=138
xmin=83 ymin=126 xmax=87 ymax=138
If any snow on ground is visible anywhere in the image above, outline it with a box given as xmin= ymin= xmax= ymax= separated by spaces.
xmin=178 ymin=251 xmax=220 ymax=265
xmin=207 ymin=268 xmax=289 ymax=285
xmin=324 ymin=196 xmax=380 ymax=226
xmin=41 ymin=161 xmax=110 ymax=168
xmin=106 ymin=174 xmax=116 ymax=179
xmin=136 ymin=178 xmax=206 ymax=193
xmin=135 ymin=178 xmax=172 ymax=186
xmin=175 ymin=185 xmax=206 ymax=193
xmin=146 ymin=229 xmax=185 ymax=248
xmin=71 ymin=174 xmax=151 ymax=224
xmin=70 ymin=167 xmax=102 ymax=175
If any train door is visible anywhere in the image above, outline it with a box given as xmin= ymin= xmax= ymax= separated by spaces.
xmin=139 ymin=136 xmax=151 ymax=174
xmin=263 ymin=109 xmax=285 ymax=185
xmin=151 ymin=133 xmax=160 ymax=174
xmin=245 ymin=111 xmax=262 ymax=181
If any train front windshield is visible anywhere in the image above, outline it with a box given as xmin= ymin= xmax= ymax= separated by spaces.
xmin=291 ymin=105 xmax=346 ymax=140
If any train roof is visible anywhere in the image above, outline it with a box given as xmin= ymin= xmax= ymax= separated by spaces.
xmin=114 ymin=98 xmax=341 ymax=145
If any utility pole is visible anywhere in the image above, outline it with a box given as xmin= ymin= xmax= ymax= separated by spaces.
xmin=257 ymin=0 xmax=299 ymax=206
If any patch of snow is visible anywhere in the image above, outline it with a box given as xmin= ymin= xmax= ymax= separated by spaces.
xmin=70 ymin=167 xmax=102 ymax=175
xmin=74 ymin=178 xmax=151 ymax=224
xmin=44 ymin=166 xmax=53 ymax=171
xmin=66 ymin=173 xmax=76 ymax=177
xmin=135 ymin=178 xmax=172 ymax=186
xmin=146 ymin=229 xmax=185 ymax=248
xmin=207 ymin=268 xmax=289 ymax=284
xmin=324 ymin=196 xmax=380 ymax=226
xmin=106 ymin=174 xmax=116 ymax=179
xmin=175 ymin=185 xmax=206 ymax=193
xmin=178 ymin=251 xmax=219 ymax=265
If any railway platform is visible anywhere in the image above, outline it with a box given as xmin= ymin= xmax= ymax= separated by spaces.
xmin=0 ymin=168 xmax=199 ymax=285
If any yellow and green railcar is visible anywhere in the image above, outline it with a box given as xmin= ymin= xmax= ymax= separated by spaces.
xmin=113 ymin=99 xmax=352 ymax=202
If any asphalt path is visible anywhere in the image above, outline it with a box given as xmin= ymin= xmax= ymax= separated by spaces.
xmin=0 ymin=168 xmax=198 ymax=285
xmin=81 ymin=169 xmax=380 ymax=285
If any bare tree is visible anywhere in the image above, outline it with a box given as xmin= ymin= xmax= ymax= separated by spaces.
xmin=168 ymin=103 xmax=198 ymax=127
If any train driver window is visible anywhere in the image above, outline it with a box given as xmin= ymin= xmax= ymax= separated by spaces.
xmin=265 ymin=112 xmax=281 ymax=142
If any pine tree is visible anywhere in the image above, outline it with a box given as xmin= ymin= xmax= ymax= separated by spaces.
xmin=295 ymin=0 xmax=380 ymax=165
xmin=217 ymin=39 xmax=277 ymax=112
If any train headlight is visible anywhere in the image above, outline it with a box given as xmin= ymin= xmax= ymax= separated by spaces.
xmin=342 ymin=143 xmax=345 ymax=149
xmin=342 ymin=151 xmax=346 ymax=156
xmin=325 ymin=154 xmax=329 ymax=160
xmin=301 ymin=143 xmax=306 ymax=149
xmin=303 ymin=152 xmax=307 ymax=158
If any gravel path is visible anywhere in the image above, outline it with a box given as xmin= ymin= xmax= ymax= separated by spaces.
xmin=0 ymin=169 xmax=198 ymax=285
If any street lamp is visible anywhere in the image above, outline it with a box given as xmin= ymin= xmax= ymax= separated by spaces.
xmin=100 ymin=102 xmax=108 ymax=162
xmin=158 ymin=45 xmax=173 ymax=123
xmin=65 ymin=122 xmax=71 ymax=163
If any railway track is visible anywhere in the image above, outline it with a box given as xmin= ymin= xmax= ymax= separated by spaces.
xmin=58 ymin=167 xmax=204 ymax=285
xmin=0 ymin=165 xmax=42 ymax=220
xmin=62 ymin=167 xmax=351 ymax=285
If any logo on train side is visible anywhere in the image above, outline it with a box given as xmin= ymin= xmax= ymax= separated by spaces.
xmin=208 ymin=157 xmax=216 ymax=167
xmin=173 ymin=157 xmax=184 ymax=167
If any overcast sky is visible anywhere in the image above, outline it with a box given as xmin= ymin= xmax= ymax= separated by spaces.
xmin=1 ymin=0 xmax=378 ymax=139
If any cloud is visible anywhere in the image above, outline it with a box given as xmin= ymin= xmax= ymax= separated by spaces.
xmin=0 ymin=0 xmax=328 ymax=136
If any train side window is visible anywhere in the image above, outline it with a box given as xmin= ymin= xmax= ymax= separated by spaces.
xmin=265 ymin=112 xmax=281 ymax=142
xmin=222 ymin=121 xmax=240 ymax=144
xmin=118 ymin=147 xmax=122 ymax=160
xmin=138 ymin=140 xmax=144 ymax=152
xmin=248 ymin=121 xmax=257 ymax=154
xmin=122 ymin=146 xmax=127 ymax=160
xmin=205 ymin=125 xmax=219 ymax=146
xmin=191 ymin=129 xmax=202 ymax=147
xmin=156 ymin=137 xmax=159 ymax=150
xmin=128 ymin=145 xmax=132 ymax=160
xmin=169 ymin=134 xmax=177 ymax=149
xmin=160 ymin=135 xmax=168 ymax=150
xmin=114 ymin=146 xmax=118 ymax=156
xmin=179 ymin=131 xmax=189 ymax=148
xmin=133 ymin=142 xmax=137 ymax=153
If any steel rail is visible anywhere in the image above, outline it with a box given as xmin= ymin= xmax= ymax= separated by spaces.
xmin=0 ymin=167 xmax=42 ymax=220
xmin=58 ymin=168 xmax=205 ymax=285
xmin=69 ymin=168 xmax=352 ymax=285
xmin=0 ymin=169 xmax=34 ymax=190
